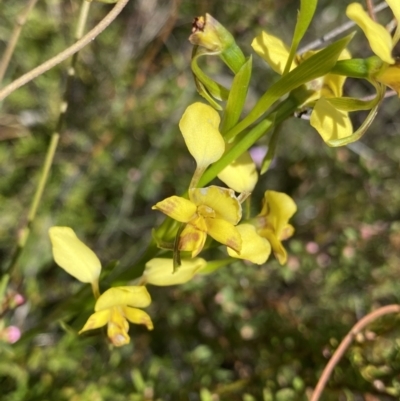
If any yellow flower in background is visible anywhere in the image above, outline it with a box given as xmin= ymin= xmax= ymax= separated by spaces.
xmin=152 ymin=186 xmax=242 ymax=257
xmin=347 ymin=1 xmax=400 ymax=96
xmin=251 ymin=31 xmax=296 ymax=74
xmin=252 ymin=31 xmax=353 ymax=142
xmin=49 ymin=227 xmax=101 ymax=285
xmin=255 ymin=190 xmax=297 ymax=265
xmin=227 ymin=224 xmax=271 ymax=265
xmin=179 ymin=102 xmax=225 ymax=172
xmin=141 ymin=258 xmax=207 ymax=286
xmin=79 ymin=286 xmax=153 ymax=347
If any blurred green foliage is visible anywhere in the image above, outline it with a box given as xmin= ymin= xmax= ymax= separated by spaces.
xmin=1 ymin=0 xmax=400 ymax=400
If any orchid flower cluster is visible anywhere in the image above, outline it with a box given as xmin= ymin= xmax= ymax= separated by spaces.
xmin=48 ymin=1 xmax=399 ymax=347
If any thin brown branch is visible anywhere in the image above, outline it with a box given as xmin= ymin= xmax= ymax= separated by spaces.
xmin=366 ymin=0 xmax=377 ymax=21
xmin=310 ymin=304 xmax=400 ymax=401
xmin=0 ymin=0 xmax=130 ymax=102
xmin=298 ymin=1 xmax=388 ymax=54
xmin=0 ymin=0 xmax=39 ymax=85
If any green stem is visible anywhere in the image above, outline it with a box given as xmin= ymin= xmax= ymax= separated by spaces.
xmin=198 ymin=95 xmax=302 ymax=188
xmin=91 ymin=280 xmax=100 ymax=299
xmin=6 ymin=133 xmax=60 ymax=275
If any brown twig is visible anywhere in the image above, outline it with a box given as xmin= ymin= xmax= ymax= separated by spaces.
xmin=310 ymin=304 xmax=400 ymax=401
xmin=0 ymin=0 xmax=130 ymax=102
xmin=366 ymin=0 xmax=376 ymax=21
xmin=298 ymin=1 xmax=388 ymax=54
xmin=0 ymin=0 xmax=39 ymax=85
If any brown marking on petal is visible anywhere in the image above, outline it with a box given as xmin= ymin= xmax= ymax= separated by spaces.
xmin=226 ymin=237 xmax=241 ymax=253
xmin=192 ymin=16 xmax=205 ymax=33
xmin=179 ymin=231 xmax=200 ymax=250
xmin=154 ymin=198 xmax=179 ymax=215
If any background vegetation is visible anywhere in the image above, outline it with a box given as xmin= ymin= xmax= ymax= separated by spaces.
xmin=1 ymin=0 xmax=400 ymax=400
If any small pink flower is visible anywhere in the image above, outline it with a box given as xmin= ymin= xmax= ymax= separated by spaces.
xmin=2 ymin=326 xmax=21 ymax=344
xmin=13 ymin=294 xmax=25 ymax=307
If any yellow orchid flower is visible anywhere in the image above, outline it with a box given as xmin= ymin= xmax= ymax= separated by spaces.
xmin=255 ymin=190 xmax=297 ymax=265
xmin=347 ymin=1 xmax=400 ymax=96
xmin=49 ymin=226 xmax=101 ymax=297
xmin=252 ymin=31 xmax=353 ymax=142
xmin=152 ymin=185 xmax=242 ymax=257
xmin=79 ymin=286 xmax=153 ymax=347
xmin=227 ymin=224 xmax=271 ymax=265
xmin=140 ymin=258 xmax=207 ymax=286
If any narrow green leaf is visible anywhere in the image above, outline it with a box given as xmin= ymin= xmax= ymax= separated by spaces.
xmin=260 ymin=124 xmax=280 ymax=175
xmin=327 ymin=83 xmax=385 ymax=147
xmin=199 ymin=91 xmax=308 ymax=187
xmin=220 ymin=42 xmax=247 ymax=74
xmin=193 ymin=77 xmax=223 ymax=110
xmin=283 ymin=0 xmax=318 ymax=75
xmin=173 ymin=223 xmax=185 ymax=272
xmin=191 ymin=47 xmax=229 ymax=107
xmin=328 ymin=96 xmax=377 ymax=111
xmin=221 ymin=56 xmax=252 ymax=133
xmin=226 ymin=33 xmax=354 ymax=141
xmin=198 ymin=259 xmax=232 ymax=275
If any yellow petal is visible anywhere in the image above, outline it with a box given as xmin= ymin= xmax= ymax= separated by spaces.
xmin=218 ymin=151 xmax=258 ymax=193
xmin=310 ymin=98 xmax=353 ymax=142
xmin=179 ymin=103 xmax=225 ymax=170
xmin=258 ymin=228 xmax=288 ymax=265
xmin=387 ymin=0 xmax=400 ymax=24
xmin=281 ymin=224 xmax=295 ymax=241
xmin=321 ymin=73 xmax=347 ymax=98
xmin=259 ymin=191 xmax=297 ymax=239
xmin=227 ymin=224 xmax=271 ymax=265
xmin=152 ymin=196 xmax=197 ymax=222
xmin=179 ymin=223 xmax=207 ymax=257
xmin=95 ymin=286 xmax=151 ymax=312
xmin=79 ymin=309 xmax=110 ymax=333
xmin=206 ymin=218 xmax=242 ymax=253
xmin=189 ymin=186 xmax=242 ymax=224
xmin=376 ymin=62 xmax=400 ymax=96
xmin=143 ymin=257 xmax=207 ymax=286
xmin=49 ymin=226 xmax=101 ymax=283
xmin=107 ymin=307 xmax=130 ymax=347
xmin=321 ymin=49 xmax=350 ymax=98
xmin=251 ymin=31 xmax=294 ymax=74
xmin=122 ymin=307 xmax=154 ymax=330
xmin=346 ymin=3 xmax=394 ymax=64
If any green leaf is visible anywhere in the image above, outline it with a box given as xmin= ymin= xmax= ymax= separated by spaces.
xmin=225 ymin=33 xmax=354 ymax=141
xmin=327 ymin=83 xmax=386 ymax=147
xmin=261 ymin=122 xmax=280 ymax=175
xmin=283 ymin=0 xmax=318 ymax=75
xmin=199 ymin=91 xmax=308 ymax=187
xmin=221 ymin=56 xmax=252 ymax=133
xmin=220 ymin=42 xmax=247 ymax=74
xmin=191 ymin=46 xmax=229 ymax=109
xmin=328 ymin=96 xmax=377 ymax=112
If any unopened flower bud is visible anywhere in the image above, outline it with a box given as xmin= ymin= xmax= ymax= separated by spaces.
xmin=190 ymin=14 xmax=246 ymax=73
